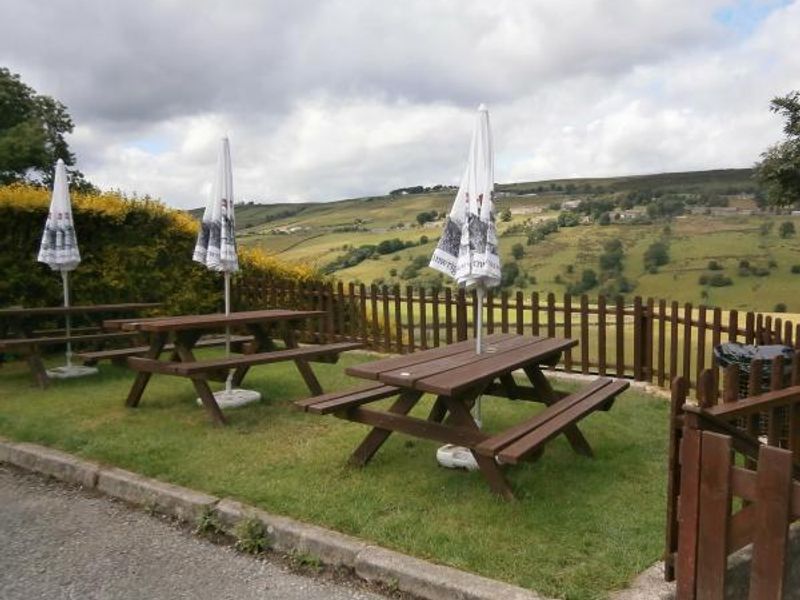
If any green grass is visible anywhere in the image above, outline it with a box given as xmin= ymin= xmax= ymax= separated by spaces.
xmin=0 ymin=351 xmax=669 ymax=599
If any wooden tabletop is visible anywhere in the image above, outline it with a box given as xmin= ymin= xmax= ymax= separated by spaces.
xmin=0 ymin=303 xmax=161 ymax=319
xmin=119 ymin=309 xmax=326 ymax=332
xmin=346 ymin=333 xmax=577 ymax=396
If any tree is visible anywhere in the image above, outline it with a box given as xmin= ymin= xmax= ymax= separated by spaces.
xmin=643 ymin=241 xmax=669 ymax=270
xmin=755 ymin=91 xmax=800 ymax=206
xmin=500 ymin=262 xmax=520 ymax=288
xmin=0 ymin=68 xmax=91 ymax=189
xmin=511 ymin=243 xmax=524 ymax=260
xmin=779 ymin=220 xmax=796 ymax=238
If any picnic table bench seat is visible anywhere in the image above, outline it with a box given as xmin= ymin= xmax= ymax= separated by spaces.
xmin=75 ymin=334 xmax=254 ymax=365
xmin=0 ymin=331 xmax=139 ymax=351
xmin=294 ymin=382 xmax=402 ymax=414
xmin=127 ymin=341 xmax=364 ymax=378
xmin=476 ymin=377 xmax=629 ymax=464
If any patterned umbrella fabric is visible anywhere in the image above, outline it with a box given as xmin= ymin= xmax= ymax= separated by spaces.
xmin=429 ymin=104 xmax=500 ymax=291
xmin=193 ymin=137 xmax=239 ymax=274
xmin=38 ymin=159 xmax=81 ymax=272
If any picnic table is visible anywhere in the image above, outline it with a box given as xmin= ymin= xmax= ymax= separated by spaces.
xmin=0 ymin=303 xmax=161 ymax=387
xmin=117 ymin=309 xmax=362 ymax=425
xmin=296 ymin=333 xmax=629 ymax=500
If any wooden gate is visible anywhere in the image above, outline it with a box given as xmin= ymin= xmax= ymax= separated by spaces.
xmin=674 ymin=430 xmax=799 ymax=598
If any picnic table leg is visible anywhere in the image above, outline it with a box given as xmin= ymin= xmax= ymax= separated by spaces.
xmin=348 ymin=389 xmax=423 ymax=467
xmin=427 ymin=395 xmax=448 ymax=423
xmin=230 ymin=323 xmax=277 ymax=386
xmin=126 ymin=333 xmax=167 ymax=407
xmin=281 ymin=324 xmax=323 ymax=396
xmin=523 ymin=365 xmax=594 ymax=458
xmin=440 ymin=392 xmax=516 ymax=501
xmin=191 ymin=376 xmax=227 ymax=426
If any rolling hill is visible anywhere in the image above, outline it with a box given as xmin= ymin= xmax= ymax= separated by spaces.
xmin=187 ymin=168 xmax=800 ymax=313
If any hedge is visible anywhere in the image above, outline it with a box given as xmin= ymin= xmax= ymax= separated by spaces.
xmin=0 ymin=184 xmax=317 ymax=315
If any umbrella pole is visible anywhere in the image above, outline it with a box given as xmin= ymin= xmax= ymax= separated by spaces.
xmin=62 ymin=270 xmax=72 ymax=368
xmin=474 ymin=286 xmax=484 ymax=428
xmin=224 ymin=271 xmax=232 ymax=394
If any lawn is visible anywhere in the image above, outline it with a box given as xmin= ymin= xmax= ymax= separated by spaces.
xmin=0 ymin=351 xmax=669 ymax=599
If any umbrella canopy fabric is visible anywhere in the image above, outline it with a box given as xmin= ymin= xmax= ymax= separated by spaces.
xmin=37 ymin=159 xmax=81 ymax=272
xmin=193 ymin=137 xmax=239 ymax=273
xmin=429 ymin=104 xmax=500 ymax=290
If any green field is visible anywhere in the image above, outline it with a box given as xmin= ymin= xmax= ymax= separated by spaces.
xmin=205 ymin=168 xmax=800 ymax=313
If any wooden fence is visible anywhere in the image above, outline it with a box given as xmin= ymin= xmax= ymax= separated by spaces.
xmin=665 ymin=363 xmax=800 ymax=597
xmin=234 ymin=276 xmax=800 ymax=393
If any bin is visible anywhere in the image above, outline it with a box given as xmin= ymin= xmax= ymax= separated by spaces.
xmin=713 ymin=343 xmax=794 ymax=398
xmin=713 ymin=342 xmax=794 ymax=441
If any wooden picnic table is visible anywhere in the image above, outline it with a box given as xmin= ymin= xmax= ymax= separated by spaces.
xmin=0 ymin=302 xmax=161 ymax=387
xmin=296 ymin=333 xmax=628 ymax=500
xmin=118 ymin=309 xmax=362 ymax=426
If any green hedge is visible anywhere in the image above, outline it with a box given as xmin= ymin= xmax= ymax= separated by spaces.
xmin=0 ymin=184 xmax=318 ymax=315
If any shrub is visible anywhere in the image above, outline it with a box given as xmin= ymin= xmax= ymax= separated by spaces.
xmin=775 ymin=303 xmax=787 ymax=313
xmin=779 ymin=221 xmax=796 ymax=238
xmin=511 ymin=243 xmax=524 ymax=260
xmin=557 ymin=211 xmax=580 ymax=227
xmin=0 ymin=184 xmax=316 ymax=314
xmin=791 ymin=264 xmax=800 ymax=274
xmin=500 ymin=263 xmax=520 ymax=288
xmin=698 ymin=274 xmax=710 ymax=285
xmin=643 ymin=241 xmax=669 ymax=270
xmin=708 ymin=273 xmax=733 ymax=287
xmin=707 ymin=260 xmax=723 ymax=271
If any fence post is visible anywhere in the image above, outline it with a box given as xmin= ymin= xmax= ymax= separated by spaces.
xmin=749 ymin=445 xmax=794 ymax=599
xmin=456 ymin=288 xmax=467 ymax=342
xmin=633 ymin=296 xmax=644 ymax=380
xmin=695 ymin=432 xmax=733 ymax=599
xmin=665 ymin=375 xmax=687 ymax=582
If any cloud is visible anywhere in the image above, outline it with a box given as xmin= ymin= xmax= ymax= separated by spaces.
xmin=0 ymin=0 xmax=797 ymax=208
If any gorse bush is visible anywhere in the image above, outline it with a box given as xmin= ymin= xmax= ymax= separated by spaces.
xmin=0 ymin=184 xmax=316 ymax=313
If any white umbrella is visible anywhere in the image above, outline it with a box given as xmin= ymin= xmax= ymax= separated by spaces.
xmin=37 ymin=159 xmax=98 ymax=379
xmin=192 ymin=137 xmax=260 ymax=408
xmin=429 ymin=104 xmax=499 ymax=469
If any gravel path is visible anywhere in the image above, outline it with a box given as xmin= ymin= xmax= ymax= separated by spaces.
xmin=0 ymin=464 xmax=388 ymax=600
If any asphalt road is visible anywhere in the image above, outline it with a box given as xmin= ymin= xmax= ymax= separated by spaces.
xmin=0 ymin=465 xmax=389 ymax=600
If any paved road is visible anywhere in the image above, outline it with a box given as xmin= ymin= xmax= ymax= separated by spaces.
xmin=0 ymin=465 xmax=388 ymax=600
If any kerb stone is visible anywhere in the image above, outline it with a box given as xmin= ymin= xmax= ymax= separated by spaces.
xmin=97 ymin=467 xmax=218 ymax=522
xmin=3 ymin=442 xmax=99 ymax=489
xmin=355 ymin=545 xmax=548 ymax=600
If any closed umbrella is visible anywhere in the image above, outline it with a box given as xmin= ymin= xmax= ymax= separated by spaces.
xmin=429 ymin=104 xmax=500 ymax=469
xmin=192 ymin=137 xmax=260 ymax=408
xmin=37 ymin=159 xmax=98 ymax=379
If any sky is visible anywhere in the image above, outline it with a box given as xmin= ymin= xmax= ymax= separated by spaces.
xmin=1 ymin=0 xmax=798 ymax=209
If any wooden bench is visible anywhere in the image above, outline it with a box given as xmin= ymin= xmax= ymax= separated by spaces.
xmin=475 ymin=378 xmax=629 ymax=464
xmin=75 ymin=334 xmax=254 ymax=365
xmin=0 ymin=331 xmax=139 ymax=352
xmin=294 ymin=382 xmax=402 ymax=414
xmin=127 ymin=341 xmax=363 ymax=378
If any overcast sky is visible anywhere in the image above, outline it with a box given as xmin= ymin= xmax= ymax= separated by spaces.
xmin=1 ymin=0 xmax=798 ymax=209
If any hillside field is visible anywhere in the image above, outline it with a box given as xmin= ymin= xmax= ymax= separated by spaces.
xmin=194 ymin=168 xmax=800 ymax=313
